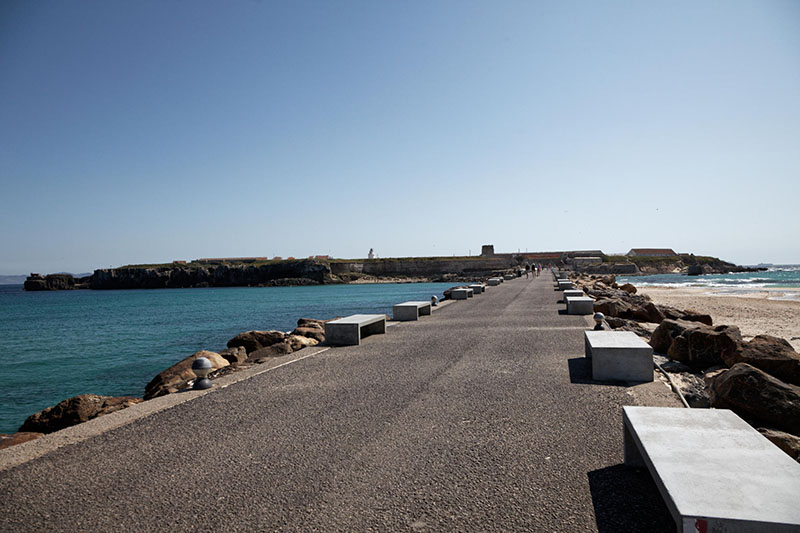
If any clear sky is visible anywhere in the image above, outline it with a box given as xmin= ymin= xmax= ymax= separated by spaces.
xmin=1 ymin=0 xmax=799 ymax=273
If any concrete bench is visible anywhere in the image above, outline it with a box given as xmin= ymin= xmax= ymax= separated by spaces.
xmin=450 ymin=288 xmax=473 ymax=300
xmin=503 ymin=274 xmax=515 ymax=280
xmin=487 ymin=278 xmax=502 ymax=286
xmin=584 ymin=330 xmax=653 ymax=382
xmin=566 ymin=296 xmax=594 ymax=315
xmin=558 ymin=280 xmax=576 ymax=290
xmin=325 ymin=314 xmax=386 ymax=346
xmin=623 ymin=406 xmax=800 ymax=532
xmin=563 ymin=289 xmax=584 ymax=299
xmin=392 ymin=301 xmax=432 ymax=321
xmin=467 ymin=284 xmax=484 ymax=294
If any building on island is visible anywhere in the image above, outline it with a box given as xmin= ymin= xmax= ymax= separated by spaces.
xmin=626 ymin=248 xmax=677 ymax=257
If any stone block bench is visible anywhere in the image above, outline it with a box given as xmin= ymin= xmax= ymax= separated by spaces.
xmin=392 ymin=301 xmax=432 ymax=321
xmin=487 ymin=278 xmax=502 ymax=286
xmin=325 ymin=314 xmax=387 ymax=346
xmin=623 ymin=406 xmax=800 ymax=532
xmin=467 ymin=284 xmax=484 ymax=294
xmin=503 ymin=274 xmax=515 ymax=280
xmin=566 ymin=296 xmax=594 ymax=315
xmin=563 ymin=289 xmax=584 ymax=299
xmin=450 ymin=288 xmax=473 ymax=300
xmin=584 ymin=330 xmax=653 ymax=382
xmin=558 ymin=280 xmax=576 ymax=290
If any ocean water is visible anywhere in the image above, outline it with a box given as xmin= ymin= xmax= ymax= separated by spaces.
xmin=618 ymin=265 xmax=800 ymax=296
xmin=0 ymin=282 xmax=455 ymax=434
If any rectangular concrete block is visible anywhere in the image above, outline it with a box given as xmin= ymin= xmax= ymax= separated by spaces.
xmin=467 ymin=284 xmax=484 ymax=294
xmin=584 ymin=330 xmax=653 ymax=382
xmin=451 ymin=288 xmax=470 ymax=300
xmin=566 ymin=296 xmax=594 ymax=315
xmin=563 ymin=289 xmax=584 ymax=299
xmin=487 ymin=278 xmax=501 ymax=286
xmin=392 ymin=301 xmax=432 ymax=321
xmin=557 ymin=280 xmax=575 ymax=290
xmin=503 ymin=274 xmax=515 ymax=280
xmin=325 ymin=314 xmax=387 ymax=346
xmin=623 ymin=406 xmax=800 ymax=532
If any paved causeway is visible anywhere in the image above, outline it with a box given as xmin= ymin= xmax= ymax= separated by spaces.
xmin=0 ymin=275 xmax=680 ymax=531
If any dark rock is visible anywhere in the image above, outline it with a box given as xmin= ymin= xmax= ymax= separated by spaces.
xmin=649 ymin=319 xmax=703 ymax=354
xmin=24 ymin=273 xmax=76 ymax=291
xmin=594 ymin=298 xmax=634 ymax=318
xmin=680 ymin=312 xmax=713 ymax=326
xmin=19 ymin=394 xmax=143 ymax=433
xmin=144 ymin=350 xmax=229 ymax=400
xmin=722 ymin=335 xmax=800 ymax=386
xmin=710 ymin=363 xmax=800 ymax=434
xmin=605 ymin=317 xmax=656 ymax=340
xmin=0 ymin=432 xmax=44 ymax=450
xmin=219 ymin=346 xmax=247 ymax=364
xmin=667 ymin=324 xmax=742 ymax=370
xmin=619 ymin=283 xmax=637 ymax=294
xmin=226 ymin=330 xmax=286 ymax=354
xmin=287 ymin=335 xmax=319 ymax=350
xmin=247 ymin=341 xmax=294 ymax=362
xmin=631 ymin=301 xmax=666 ymax=324
xmin=758 ymin=428 xmax=800 ymax=462
xmin=655 ymin=304 xmax=684 ymax=321
xmin=687 ymin=265 xmax=703 ymax=276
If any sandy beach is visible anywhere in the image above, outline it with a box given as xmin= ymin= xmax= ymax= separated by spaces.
xmin=641 ymin=287 xmax=800 ymax=351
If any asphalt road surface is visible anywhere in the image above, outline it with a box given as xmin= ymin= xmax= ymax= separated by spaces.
xmin=0 ymin=275 xmax=678 ymax=532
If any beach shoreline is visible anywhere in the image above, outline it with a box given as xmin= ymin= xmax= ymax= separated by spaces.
xmin=641 ymin=286 xmax=800 ymax=351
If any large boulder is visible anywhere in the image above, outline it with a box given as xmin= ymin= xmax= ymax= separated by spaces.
xmin=291 ymin=318 xmax=327 ymax=343
xmin=246 ymin=342 xmax=294 ymax=363
xmin=19 ymin=394 xmax=143 ymax=433
xmin=219 ymin=346 xmax=247 ymax=364
xmin=0 ymin=432 xmax=44 ymax=450
xmin=758 ymin=429 xmax=800 ymax=462
xmin=709 ymin=363 xmax=800 ymax=434
xmin=144 ymin=350 xmax=229 ymax=400
xmin=619 ymin=283 xmax=637 ymax=294
xmin=679 ymin=311 xmax=713 ymax=326
xmin=649 ymin=319 xmax=703 ymax=354
xmin=630 ymin=301 xmax=666 ymax=324
xmin=667 ymin=324 xmax=742 ymax=370
xmin=226 ymin=330 xmax=286 ymax=353
xmin=593 ymin=298 xmax=634 ymax=318
xmin=722 ymin=335 xmax=800 ymax=386
xmin=297 ymin=318 xmax=326 ymax=329
xmin=605 ymin=317 xmax=656 ymax=341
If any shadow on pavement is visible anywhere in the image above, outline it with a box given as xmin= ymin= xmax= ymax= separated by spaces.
xmin=588 ymin=464 xmax=673 ymax=533
xmin=567 ymin=358 xmax=629 ymax=387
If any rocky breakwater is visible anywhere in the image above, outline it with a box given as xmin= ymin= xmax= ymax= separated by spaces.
xmin=1 ymin=318 xmax=330 ymax=450
xmin=570 ymin=272 xmax=800 ymax=461
xmin=90 ymin=260 xmax=336 ymax=289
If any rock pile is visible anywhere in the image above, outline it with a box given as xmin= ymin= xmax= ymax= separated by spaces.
xmin=3 ymin=317 xmax=330 ymax=450
xmin=573 ymin=272 xmax=800 ymax=461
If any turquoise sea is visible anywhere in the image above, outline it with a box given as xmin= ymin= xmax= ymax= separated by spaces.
xmin=618 ymin=265 xmax=800 ymax=297
xmin=0 ymin=282 xmax=455 ymax=434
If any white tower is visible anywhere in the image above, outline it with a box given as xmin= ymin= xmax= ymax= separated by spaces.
xmin=368 ymin=248 xmax=375 ymax=260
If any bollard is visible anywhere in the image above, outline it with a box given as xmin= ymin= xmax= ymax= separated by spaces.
xmin=593 ymin=312 xmax=606 ymax=331
xmin=192 ymin=357 xmax=213 ymax=390
xmin=431 ymin=295 xmax=439 ymax=306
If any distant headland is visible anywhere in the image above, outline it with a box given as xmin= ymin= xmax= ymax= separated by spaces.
xmin=23 ymin=245 xmax=765 ymax=291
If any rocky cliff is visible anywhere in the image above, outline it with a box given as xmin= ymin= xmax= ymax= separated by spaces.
xmin=25 ymin=260 xmax=336 ymax=291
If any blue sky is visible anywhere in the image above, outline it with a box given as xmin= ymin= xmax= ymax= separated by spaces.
xmin=1 ymin=0 xmax=799 ymax=273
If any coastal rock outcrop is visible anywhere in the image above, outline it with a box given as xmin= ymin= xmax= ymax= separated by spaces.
xmin=709 ymin=363 xmax=800 ymax=434
xmin=227 ymin=331 xmax=286 ymax=354
xmin=666 ymin=324 xmax=742 ymax=370
xmin=291 ymin=318 xmax=328 ymax=343
xmin=219 ymin=346 xmax=247 ymax=364
xmin=19 ymin=394 xmax=143 ymax=433
xmin=722 ymin=335 xmax=800 ymax=386
xmin=144 ymin=350 xmax=229 ymax=400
